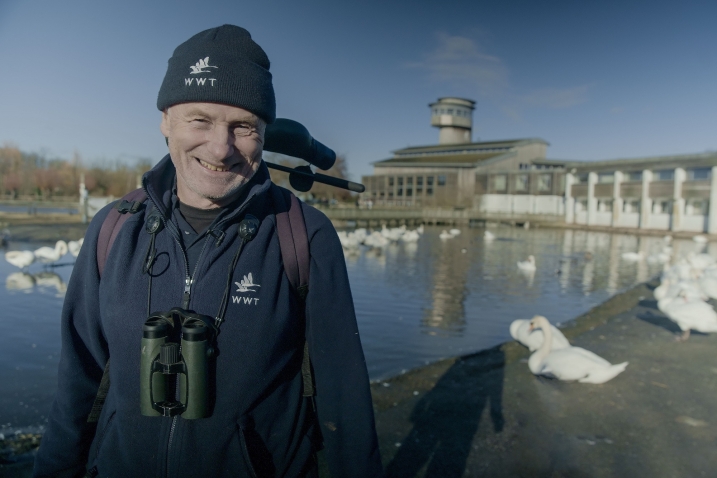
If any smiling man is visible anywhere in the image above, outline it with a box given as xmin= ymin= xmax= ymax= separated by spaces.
xmin=34 ymin=25 xmax=382 ymax=478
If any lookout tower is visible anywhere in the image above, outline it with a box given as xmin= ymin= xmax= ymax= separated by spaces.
xmin=429 ymin=97 xmax=476 ymax=145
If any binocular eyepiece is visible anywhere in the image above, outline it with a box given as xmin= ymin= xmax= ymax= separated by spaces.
xmin=140 ymin=308 xmax=216 ymax=419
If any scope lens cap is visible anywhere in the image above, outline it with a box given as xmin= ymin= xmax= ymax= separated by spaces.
xmin=146 ymin=212 xmax=164 ymax=235
xmin=238 ymin=215 xmax=260 ymax=241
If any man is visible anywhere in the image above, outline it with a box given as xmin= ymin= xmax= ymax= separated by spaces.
xmin=34 ymin=24 xmax=382 ymax=477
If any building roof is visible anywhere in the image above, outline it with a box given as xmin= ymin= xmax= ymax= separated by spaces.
xmin=373 ymin=138 xmax=548 ymax=167
xmin=562 ymin=152 xmax=717 ymax=173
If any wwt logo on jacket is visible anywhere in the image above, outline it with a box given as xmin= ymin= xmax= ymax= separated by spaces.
xmin=232 ymin=272 xmax=260 ymax=305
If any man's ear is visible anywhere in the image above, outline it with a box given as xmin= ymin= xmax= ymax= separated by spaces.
xmin=160 ymin=109 xmax=171 ymax=139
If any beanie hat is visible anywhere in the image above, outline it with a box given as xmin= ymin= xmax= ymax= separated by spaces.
xmin=157 ymin=24 xmax=276 ymax=123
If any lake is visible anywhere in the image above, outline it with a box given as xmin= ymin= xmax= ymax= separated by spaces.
xmin=0 ymin=225 xmax=708 ymax=434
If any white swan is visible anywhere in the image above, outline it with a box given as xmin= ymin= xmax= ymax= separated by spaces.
xmin=439 ymin=230 xmax=453 ymax=240
xmin=510 ymin=318 xmax=570 ymax=352
xmin=449 ymin=228 xmax=461 ymax=236
xmin=693 ymin=235 xmax=708 ymax=244
xmin=621 ymin=251 xmax=643 ymax=261
xmin=400 ymin=230 xmax=420 ymax=243
xmin=34 ymin=240 xmax=68 ymax=264
xmin=658 ymin=293 xmax=717 ymax=340
xmin=527 ymin=316 xmax=628 ymax=384
xmin=68 ymin=238 xmax=84 ymax=257
xmin=517 ymin=255 xmax=536 ymax=271
xmin=484 ymin=231 xmax=495 ymax=241
xmin=5 ymin=250 xmax=35 ymax=269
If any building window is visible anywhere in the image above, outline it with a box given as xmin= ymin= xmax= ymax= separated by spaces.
xmin=623 ymin=199 xmax=640 ymax=213
xmin=597 ymin=199 xmax=613 ymax=212
xmin=688 ymin=168 xmax=712 ymax=180
xmin=598 ymin=173 xmax=614 ymax=183
xmin=406 ymin=188 xmax=413 ymax=197
xmin=577 ymin=173 xmax=589 ymax=184
xmin=416 ymin=186 xmax=423 ymax=195
xmin=417 ymin=177 xmax=423 ymax=186
xmin=538 ymin=174 xmax=552 ymax=192
xmin=655 ymin=169 xmax=674 ymax=181
xmin=427 ymin=176 xmax=434 ymax=186
xmin=388 ymin=191 xmax=393 ymax=198
xmin=397 ymin=188 xmax=403 ymax=196
xmin=494 ymin=175 xmax=507 ymax=191
xmin=407 ymin=177 xmax=413 ymax=186
xmin=426 ymin=187 xmax=433 ymax=196
xmin=515 ymin=174 xmax=529 ymax=192
xmin=627 ymin=171 xmax=643 ymax=182
xmin=397 ymin=177 xmax=404 ymax=186
xmin=653 ymin=199 xmax=671 ymax=214
xmin=686 ymin=199 xmax=708 ymax=215
xmin=437 ymin=175 xmax=446 ymax=186
xmin=388 ymin=177 xmax=394 ymax=187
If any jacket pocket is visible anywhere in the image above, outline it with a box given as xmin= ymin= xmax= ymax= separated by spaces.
xmin=238 ymin=416 xmax=275 ymax=478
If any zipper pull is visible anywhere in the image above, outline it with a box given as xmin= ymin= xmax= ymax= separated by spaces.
xmin=210 ymin=229 xmax=225 ymax=246
xmin=182 ymin=277 xmax=192 ymax=309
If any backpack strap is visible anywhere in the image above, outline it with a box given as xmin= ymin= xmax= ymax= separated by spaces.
xmin=270 ymin=184 xmax=313 ymax=396
xmin=270 ymin=184 xmax=310 ymax=299
xmin=88 ymin=189 xmax=147 ymax=423
xmin=97 ymin=188 xmax=148 ymax=278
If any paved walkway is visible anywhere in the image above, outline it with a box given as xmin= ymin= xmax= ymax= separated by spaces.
xmin=373 ymin=281 xmax=717 ymax=478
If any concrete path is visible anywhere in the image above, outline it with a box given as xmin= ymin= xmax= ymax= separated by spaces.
xmin=373 ymin=281 xmax=717 ymax=478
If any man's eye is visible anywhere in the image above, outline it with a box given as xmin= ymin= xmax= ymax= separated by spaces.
xmin=234 ymin=124 xmax=253 ymax=136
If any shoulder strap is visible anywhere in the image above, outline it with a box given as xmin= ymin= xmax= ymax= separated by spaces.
xmin=97 ymin=188 xmax=148 ymax=278
xmin=88 ymin=188 xmax=147 ymax=424
xmin=270 ymin=184 xmax=314 ymax=396
xmin=270 ymin=184 xmax=310 ymax=299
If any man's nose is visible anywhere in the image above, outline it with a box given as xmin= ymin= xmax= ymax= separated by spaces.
xmin=206 ymin=126 xmax=235 ymax=159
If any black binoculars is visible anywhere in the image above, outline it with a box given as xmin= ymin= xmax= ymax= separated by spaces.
xmin=140 ymin=308 xmax=217 ymax=419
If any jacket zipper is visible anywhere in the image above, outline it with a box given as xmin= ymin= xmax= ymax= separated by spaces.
xmin=143 ymin=187 xmax=258 ymax=477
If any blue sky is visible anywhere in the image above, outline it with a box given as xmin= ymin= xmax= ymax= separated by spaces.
xmin=0 ymin=0 xmax=715 ymax=180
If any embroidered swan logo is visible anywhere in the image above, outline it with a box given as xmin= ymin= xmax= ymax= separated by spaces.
xmin=235 ymin=273 xmax=261 ymax=293
xmin=190 ymin=57 xmax=218 ymax=74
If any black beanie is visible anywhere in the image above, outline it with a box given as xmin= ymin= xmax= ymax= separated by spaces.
xmin=157 ymin=24 xmax=276 ymax=123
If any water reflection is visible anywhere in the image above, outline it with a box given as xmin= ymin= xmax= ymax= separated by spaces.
xmin=423 ymin=236 xmax=469 ymax=334
xmin=6 ymin=270 xmax=67 ymax=295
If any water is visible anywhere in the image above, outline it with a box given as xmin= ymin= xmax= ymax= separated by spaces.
xmin=0 ymin=227 xmax=710 ymax=432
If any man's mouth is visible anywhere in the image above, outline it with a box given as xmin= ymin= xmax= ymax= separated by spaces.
xmin=198 ymin=158 xmax=229 ymax=172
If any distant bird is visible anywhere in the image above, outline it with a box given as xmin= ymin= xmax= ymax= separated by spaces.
xmin=621 ymin=251 xmax=644 ymax=262
xmin=658 ymin=292 xmax=717 ymax=341
xmin=68 ymin=238 xmax=84 ymax=258
xmin=527 ymin=315 xmax=628 ymax=384
xmin=693 ymin=235 xmax=708 ymax=244
xmin=484 ymin=231 xmax=496 ymax=241
xmin=34 ymin=240 xmax=68 ymax=265
xmin=5 ymin=250 xmax=35 ymax=269
xmin=439 ymin=230 xmax=453 ymax=240
xmin=517 ymin=255 xmax=537 ymax=272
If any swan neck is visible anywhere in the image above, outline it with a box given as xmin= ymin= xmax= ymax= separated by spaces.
xmin=535 ymin=320 xmax=553 ymax=360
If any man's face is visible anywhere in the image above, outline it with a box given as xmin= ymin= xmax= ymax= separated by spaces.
xmin=160 ymin=102 xmax=266 ymax=209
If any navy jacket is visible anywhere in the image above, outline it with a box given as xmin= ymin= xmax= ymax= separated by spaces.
xmin=34 ymin=156 xmax=382 ymax=477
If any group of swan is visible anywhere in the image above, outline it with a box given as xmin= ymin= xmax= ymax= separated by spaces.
xmin=511 ymin=316 xmax=628 ymax=384
xmin=4 ymin=238 xmax=83 ymax=270
xmin=337 ymin=225 xmax=424 ymax=251
xmin=654 ymin=251 xmax=717 ymax=340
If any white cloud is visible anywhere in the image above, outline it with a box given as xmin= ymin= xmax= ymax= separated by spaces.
xmin=404 ymin=33 xmax=508 ymax=96
xmin=407 ymin=32 xmax=592 ymax=118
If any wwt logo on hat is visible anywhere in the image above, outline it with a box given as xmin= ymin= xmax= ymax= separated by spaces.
xmin=190 ymin=57 xmax=218 ymax=74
